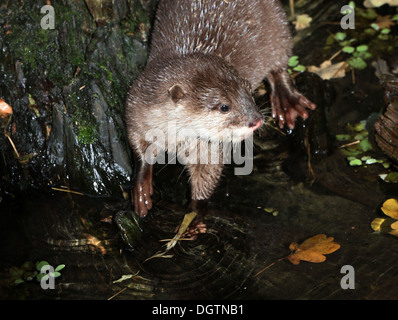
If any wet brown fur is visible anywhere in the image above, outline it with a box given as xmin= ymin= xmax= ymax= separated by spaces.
xmin=125 ymin=0 xmax=315 ymax=219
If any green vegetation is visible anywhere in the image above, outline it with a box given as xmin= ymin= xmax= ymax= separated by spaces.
xmin=10 ymin=261 xmax=65 ymax=286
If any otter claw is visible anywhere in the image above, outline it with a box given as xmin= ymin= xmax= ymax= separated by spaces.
xmin=269 ymin=70 xmax=316 ymax=129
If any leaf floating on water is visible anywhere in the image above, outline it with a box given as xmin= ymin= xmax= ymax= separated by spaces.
xmin=166 ymin=211 xmax=197 ymax=251
xmin=255 ymin=234 xmax=341 ymax=276
xmin=384 ymin=172 xmax=398 ymax=183
xmin=144 ymin=211 xmax=197 ymax=262
xmin=371 ymin=199 xmax=398 ymax=237
xmin=381 ymin=199 xmax=398 ymax=220
xmin=349 ymin=159 xmax=362 ymax=166
xmin=371 ymin=217 xmax=388 ymax=232
xmin=287 ymin=234 xmax=341 ymax=265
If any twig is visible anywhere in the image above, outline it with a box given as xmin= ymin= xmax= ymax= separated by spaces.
xmin=51 ymin=187 xmax=85 ymax=196
xmin=339 ymin=140 xmax=360 ymax=149
xmin=159 ymin=238 xmax=194 ymax=242
xmin=305 ymin=127 xmax=315 ymax=184
xmin=329 ymin=49 xmax=342 ymax=62
xmin=107 ymin=287 xmax=127 ymax=300
xmin=254 ymin=257 xmax=288 ymax=277
xmin=3 ymin=114 xmax=20 ymax=158
xmin=289 ymin=0 xmax=295 ymax=19
xmin=351 ymin=68 xmax=356 ymax=85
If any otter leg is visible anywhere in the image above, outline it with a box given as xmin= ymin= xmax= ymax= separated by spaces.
xmin=182 ymin=163 xmax=224 ymax=237
xmin=267 ymin=68 xmax=316 ymax=129
xmin=132 ymin=146 xmax=153 ymax=217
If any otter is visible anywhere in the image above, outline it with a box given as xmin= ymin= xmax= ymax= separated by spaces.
xmin=125 ymin=0 xmax=315 ymax=233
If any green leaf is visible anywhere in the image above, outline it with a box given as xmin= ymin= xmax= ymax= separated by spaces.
xmin=381 ymin=28 xmax=391 ymax=34
xmin=383 ymin=162 xmax=391 ymax=169
xmin=354 ymin=132 xmax=368 ymax=140
xmin=356 ymin=45 xmax=368 ymax=52
xmin=326 ymin=35 xmax=335 ymax=45
xmin=349 ymin=159 xmax=362 ymax=166
xmin=385 ymin=172 xmax=398 ymax=183
xmin=343 ymin=46 xmax=355 ymax=53
xmin=349 ymin=57 xmax=367 ymax=70
xmin=55 ymin=264 xmax=65 ymax=272
xmin=365 ymin=158 xmax=378 ymax=165
xmin=359 ymin=8 xmax=377 ymax=20
xmin=371 ymin=23 xmax=379 ymax=31
xmin=357 ymin=51 xmax=372 ymax=60
xmin=22 ymin=261 xmax=34 ymax=270
xmin=378 ymin=34 xmax=389 ymax=41
xmin=335 ymin=32 xmax=347 ymax=41
xmin=293 ymin=65 xmax=306 ymax=72
xmin=392 ymin=14 xmax=398 ymax=21
xmin=359 ymin=138 xmax=372 ymax=152
xmin=340 ymin=39 xmax=356 ymax=47
xmin=364 ymin=28 xmax=377 ymax=36
xmin=288 ymin=56 xmax=299 ymax=67
xmin=50 ymin=271 xmax=61 ymax=278
xmin=36 ymin=261 xmax=50 ymax=272
xmin=36 ymin=273 xmax=47 ymax=282
xmin=14 ymin=278 xmax=24 ymax=285
xmin=336 ymin=134 xmax=351 ymax=141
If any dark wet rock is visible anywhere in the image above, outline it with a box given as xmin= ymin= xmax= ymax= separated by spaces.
xmin=289 ymin=72 xmax=335 ymax=161
xmin=0 ymin=0 xmax=152 ymax=197
xmin=114 ymin=210 xmax=143 ymax=251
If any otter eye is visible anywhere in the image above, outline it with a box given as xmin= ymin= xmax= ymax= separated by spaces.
xmin=219 ymin=104 xmax=231 ymax=113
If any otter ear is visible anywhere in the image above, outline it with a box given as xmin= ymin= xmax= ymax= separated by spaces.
xmin=168 ymin=84 xmax=185 ymax=103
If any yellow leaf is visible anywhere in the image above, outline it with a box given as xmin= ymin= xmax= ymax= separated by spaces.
xmin=288 ymin=234 xmax=340 ymax=265
xmin=364 ymin=0 xmax=398 ymax=8
xmin=389 ymin=230 xmax=398 ymax=237
xmin=165 ymin=211 xmax=197 ymax=250
xmin=371 ymin=217 xmax=387 ymax=231
xmin=381 ymin=198 xmax=398 ymax=220
xmin=294 ymin=14 xmax=312 ymax=31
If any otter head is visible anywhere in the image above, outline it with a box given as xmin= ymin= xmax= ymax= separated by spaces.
xmin=165 ymin=54 xmax=264 ymax=143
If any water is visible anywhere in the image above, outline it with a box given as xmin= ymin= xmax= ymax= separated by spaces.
xmin=1 ymin=127 xmax=397 ymax=300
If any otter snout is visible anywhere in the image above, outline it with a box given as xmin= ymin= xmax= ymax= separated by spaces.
xmin=248 ymin=117 xmax=263 ymax=131
xmin=248 ymin=114 xmax=264 ymax=131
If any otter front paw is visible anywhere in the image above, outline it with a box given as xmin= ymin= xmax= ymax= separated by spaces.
xmin=268 ymin=70 xmax=316 ymax=129
xmin=132 ymin=182 xmax=153 ymax=217
xmin=271 ymin=88 xmax=316 ymax=129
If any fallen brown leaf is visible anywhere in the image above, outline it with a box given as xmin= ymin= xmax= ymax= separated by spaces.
xmin=307 ymin=60 xmax=347 ymax=80
xmin=0 ymin=99 xmax=13 ymax=118
xmin=375 ymin=15 xmax=395 ymax=29
xmin=288 ymin=234 xmax=341 ymax=265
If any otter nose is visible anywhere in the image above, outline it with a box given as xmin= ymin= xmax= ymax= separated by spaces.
xmin=248 ymin=117 xmax=263 ymax=131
